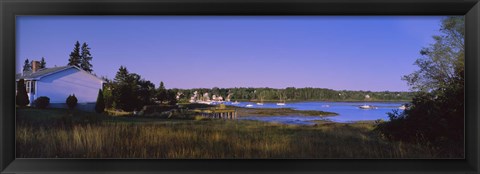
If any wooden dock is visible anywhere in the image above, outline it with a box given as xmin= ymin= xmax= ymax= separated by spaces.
xmin=192 ymin=104 xmax=237 ymax=119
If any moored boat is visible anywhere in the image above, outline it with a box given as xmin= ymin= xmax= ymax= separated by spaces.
xmin=359 ymin=105 xmax=376 ymax=109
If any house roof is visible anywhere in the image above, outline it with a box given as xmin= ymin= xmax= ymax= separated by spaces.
xmin=16 ymin=66 xmax=104 ymax=82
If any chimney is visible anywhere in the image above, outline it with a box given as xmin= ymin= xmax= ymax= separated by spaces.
xmin=31 ymin=60 xmax=40 ymax=73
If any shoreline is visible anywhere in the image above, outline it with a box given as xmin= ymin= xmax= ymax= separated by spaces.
xmin=232 ymin=107 xmax=338 ymax=117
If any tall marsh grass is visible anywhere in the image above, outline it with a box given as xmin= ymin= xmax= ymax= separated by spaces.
xmin=16 ymin=108 xmax=439 ymax=158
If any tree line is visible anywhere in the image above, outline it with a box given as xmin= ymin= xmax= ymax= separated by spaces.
xmin=100 ymin=70 xmax=414 ymax=112
xmin=175 ymin=87 xmax=413 ymax=102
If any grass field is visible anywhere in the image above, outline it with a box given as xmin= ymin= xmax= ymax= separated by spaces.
xmin=16 ymin=107 xmax=441 ymax=158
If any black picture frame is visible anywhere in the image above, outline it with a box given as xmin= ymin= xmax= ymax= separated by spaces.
xmin=1 ymin=0 xmax=479 ymax=173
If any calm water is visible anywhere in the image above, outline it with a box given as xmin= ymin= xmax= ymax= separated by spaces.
xmin=226 ymin=101 xmax=408 ymax=124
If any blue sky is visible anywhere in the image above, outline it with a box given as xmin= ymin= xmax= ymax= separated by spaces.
xmin=16 ymin=16 xmax=444 ymax=91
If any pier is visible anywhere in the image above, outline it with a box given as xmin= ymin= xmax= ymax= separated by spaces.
xmin=193 ymin=104 xmax=237 ymax=119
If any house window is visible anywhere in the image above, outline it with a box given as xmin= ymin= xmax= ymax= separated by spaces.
xmin=25 ymin=81 xmax=35 ymax=94
xmin=31 ymin=81 xmax=35 ymax=94
xmin=25 ymin=81 xmax=31 ymax=93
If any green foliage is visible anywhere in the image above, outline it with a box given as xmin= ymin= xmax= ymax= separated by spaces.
xmin=22 ymin=59 xmax=31 ymax=72
xmin=402 ymin=17 xmax=464 ymax=92
xmin=140 ymin=104 xmax=178 ymax=116
xmin=16 ymin=79 xmax=30 ymax=107
xmin=34 ymin=96 xmax=50 ymax=109
xmin=166 ymin=89 xmax=177 ymax=105
xmin=66 ymin=94 xmax=78 ymax=109
xmin=136 ymin=79 xmax=156 ymax=108
xmin=95 ymin=89 xmax=105 ymax=113
xmin=376 ymin=16 xmax=464 ymax=156
xmin=80 ymin=42 xmax=93 ymax=73
xmin=39 ymin=57 xmax=46 ymax=69
xmin=112 ymin=66 xmax=134 ymax=111
xmin=102 ymin=78 xmax=114 ymax=109
xmin=156 ymin=81 xmax=167 ymax=103
xmin=375 ymin=81 xmax=464 ymax=155
xmin=110 ymin=66 xmax=157 ymax=112
xmin=68 ymin=41 xmax=81 ymax=67
xmin=177 ymin=87 xmax=413 ymax=102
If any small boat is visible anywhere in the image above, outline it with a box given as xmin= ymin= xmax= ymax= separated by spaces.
xmin=276 ymin=91 xmax=286 ymax=106
xmin=399 ymin=105 xmax=407 ymax=110
xmin=257 ymin=95 xmax=264 ymax=105
xmin=246 ymin=104 xmax=253 ymax=107
xmin=359 ymin=105 xmax=376 ymax=109
xmin=232 ymin=101 xmax=240 ymax=105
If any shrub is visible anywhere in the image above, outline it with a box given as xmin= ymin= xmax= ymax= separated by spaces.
xmin=141 ymin=105 xmax=178 ymax=115
xmin=102 ymin=88 xmax=113 ymax=109
xmin=66 ymin=94 xmax=78 ymax=109
xmin=16 ymin=79 xmax=30 ymax=107
xmin=375 ymin=81 xmax=464 ymax=156
xmin=34 ymin=96 xmax=50 ymax=109
xmin=95 ymin=89 xmax=105 ymax=113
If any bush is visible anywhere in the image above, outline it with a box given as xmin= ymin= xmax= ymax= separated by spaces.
xmin=375 ymin=80 xmax=464 ymax=156
xmin=95 ymin=89 xmax=105 ymax=113
xmin=34 ymin=96 xmax=50 ymax=109
xmin=66 ymin=94 xmax=78 ymax=109
xmin=16 ymin=79 xmax=30 ymax=107
xmin=140 ymin=105 xmax=178 ymax=115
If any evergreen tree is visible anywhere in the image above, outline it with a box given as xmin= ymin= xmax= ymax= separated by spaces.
xmin=68 ymin=41 xmax=81 ymax=67
xmin=112 ymin=66 xmax=136 ymax=111
xmin=114 ymin=66 xmax=130 ymax=84
xmin=16 ymin=79 xmax=30 ymax=107
xmin=156 ymin=81 xmax=167 ymax=103
xmin=95 ymin=89 xmax=105 ymax=113
xmin=39 ymin=57 xmax=46 ymax=69
xmin=66 ymin=94 xmax=78 ymax=109
xmin=80 ymin=42 xmax=93 ymax=73
xmin=22 ymin=59 xmax=31 ymax=72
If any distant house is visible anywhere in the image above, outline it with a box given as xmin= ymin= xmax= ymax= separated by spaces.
xmin=16 ymin=61 xmax=104 ymax=111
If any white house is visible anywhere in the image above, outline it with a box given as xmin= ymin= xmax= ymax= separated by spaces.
xmin=16 ymin=61 xmax=104 ymax=111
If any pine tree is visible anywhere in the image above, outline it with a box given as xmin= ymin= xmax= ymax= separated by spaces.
xmin=80 ymin=42 xmax=93 ymax=73
xmin=113 ymin=66 xmax=135 ymax=111
xmin=66 ymin=94 xmax=78 ymax=109
xmin=22 ymin=59 xmax=31 ymax=72
xmin=157 ymin=81 xmax=167 ymax=103
xmin=16 ymin=79 xmax=30 ymax=106
xmin=68 ymin=41 xmax=81 ymax=67
xmin=95 ymin=89 xmax=105 ymax=113
xmin=114 ymin=66 xmax=130 ymax=84
xmin=39 ymin=57 xmax=46 ymax=69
